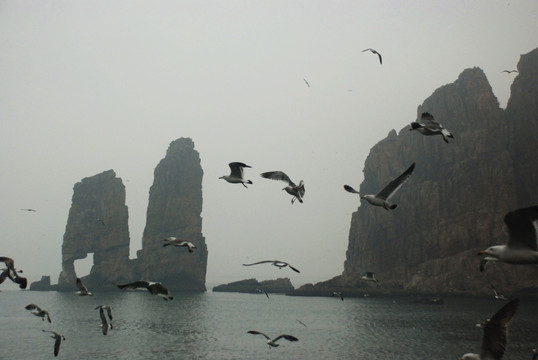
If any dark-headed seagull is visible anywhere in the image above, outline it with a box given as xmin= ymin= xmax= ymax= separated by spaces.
xmin=345 ymin=163 xmax=415 ymax=210
xmin=25 ymin=304 xmax=51 ymax=323
xmin=116 ymin=280 xmax=173 ymax=300
xmin=410 ymin=112 xmax=454 ymax=143
xmin=242 ymin=260 xmax=300 ymax=273
xmin=260 ymin=171 xmax=305 ymax=204
xmin=219 ymin=162 xmax=253 ymax=188
xmin=95 ymin=305 xmax=113 ymax=335
xmin=42 ymin=330 xmax=65 ymax=357
xmin=459 ymin=298 xmax=518 ymax=360
xmin=247 ymin=330 xmax=298 ymax=348
xmin=75 ymin=278 xmax=93 ymax=296
xmin=478 ymin=206 xmax=538 ymax=265
xmin=163 ymin=237 xmax=196 ymax=253
xmin=362 ymin=48 xmax=382 ymax=64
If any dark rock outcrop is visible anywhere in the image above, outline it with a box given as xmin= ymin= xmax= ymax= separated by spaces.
xmin=213 ymin=278 xmax=294 ymax=294
xmin=29 ymin=276 xmax=56 ymax=291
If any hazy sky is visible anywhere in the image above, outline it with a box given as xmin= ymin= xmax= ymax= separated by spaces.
xmin=1 ymin=1 xmax=537 ymax=289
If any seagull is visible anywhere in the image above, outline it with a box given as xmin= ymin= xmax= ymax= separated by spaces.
xmin=0 ymin=257 xmax=27 ymax=289
xmin=219 ymin=162 xmax=253 ymax=188
xmin=256 ymin=288 xmax=269 ymax=299
xmin=501 ymin=70 xmax=518 ymax=74
xmin=116 ymin=280 xmax=174 ymax=300
xmin=97 ymin=218 xmax=106 ymax=226
xmin=247 ymin=330 xmax=299 ymax=348
xmin=25 ymin=304 xmax=51 ymax=323
xmin=345 ymin=163 xmax=415 ymax=210
xmin=296 ymin=319 xmax=307 ymax=327
xmin=42 ymin=330 xmax=65 ymax=357
xmin=362 ymin=48 xmax=382 ymax=64
xmin=303 ymin=78 xmax=310 ymax=87
xmin=242 ymin=260 xmax=300 ymax=273
xmin=459 ymin=298 xmax=518 ymax=360
xmin=332 ymin=291 xmax=344 ymax=301
xmin=491 ymin=285 xmax=507 ymax=300
xmin=75 ymin=277 xmax=93 ymax=296
xmin=95 ymin=305 xmax=113 ymax=335
xmin=480 ymin=256 xmax=499 ymax=272
xmin=260 ymin=171 xmax=305 ymax=204
xmin=361 ymin=272 xmax=380 ymax=286
xmin=410 ymin=112 xmax=454 ymax=143
xmin=478 ymin=206 xmax=538 ymax=265
xmin=163 ymin=237 xmax=197 ymax=253
xmin=20 ymin=208 xmax=37 ymax=212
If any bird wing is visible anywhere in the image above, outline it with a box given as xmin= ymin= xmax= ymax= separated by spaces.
xmin=148 ymin=282 xmax=169 ymax=295
xmin=260 ymin=171 xmax=294 ymax=186
xmin=242 ymin=260 xmax=276 ymax=266
xmin=25 ymin=304 xmax=41 ymax=312
xmin=99 ymin=308 xmax=108 ymax=327
xmin=376 ymin=162 xmax=415 ymax=200
xmin=419 ymin=112 xmax=443 ymax=130
xmin=344 ymin=185 xmax=360 ymax=194
xmin=0 ymin=257 xmax=14 ymax=269
xmin=288 ymin=264 xmax=301 ymax=273
xmin=297 ymin=180 xmax=305 ymax=197
xmin=491 ymin=285 xmax=499 ymax=297
xmin=504 ymin=206 xmax=538 ymax=250
xmin=106 ymin=307 xmax=113 ymax=320
xmin=480 ymin=298 xmax=519 ymax=360
xmin=10 ymin=271 xmax=27 ymax=289
xmin=54 ymin=335 xmax=62 ymax=356
xmin=248 ymin=330 xmax=270 ymax=340
xmin=46 ymin=312 xmax=52 ymax=323
xmin=375 ymin=51 xmax=382 ymax=64
xmin=229 ymin=162 xmax=250 ymax=179
xmin=76 ymin=278 xmax=90 ymax=292
xmin=0 ymin=269 xmax=8 ymax=284
xmin=117 ymin=280 xmax=150 ymax=290
xmin=274 ymin=334 xmax=299 ymax=342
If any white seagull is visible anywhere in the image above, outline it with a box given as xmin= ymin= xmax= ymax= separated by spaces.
xmin=459 ymin=298 xmax=518 ymax=360
xmin=42 ymin=330 xmax=65 ymax=357
xmin=260 ymin=171 xmax=305 ymax=204
xmin=361 ymin=272 xmax=380 ymax=286
xmin=219 ymin=162 xmax=253 ymax=188
xmin=116 ymin=280 xmax=174 ymax=300
xmin=478 ymin=206 xmax=538 ymax=265
xmin=95 ymin=305 xmax=113 ymax=335
xmin=247 ymin=330 xmax=299 ymax=348
xmin=25 ymin=304 xmax=51 ymax=323
xmin=491 ymin=285 xmax=507 ymax=301
xmin=410 ymin=112 xmax=454 ymax=143
xmin=256 ymin=288 xmax=269 ymax=299
xmin=345 ymin=163 xmax=415 ymax=210
xmin=242 ymin=260 xmax=300 ymax=273
xmin=163 ymin=237 xmax=197 ymax=253
xmin=75 ymin=278 xmax=93 ymax=296
xmin=332 ymin=291 xmax=344 ymax=301
xmin=362 ymin=48 xmax=382 ymax=64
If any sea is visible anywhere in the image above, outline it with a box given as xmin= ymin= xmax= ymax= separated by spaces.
xmin=0 ymin=289 xmax=536 ymax=360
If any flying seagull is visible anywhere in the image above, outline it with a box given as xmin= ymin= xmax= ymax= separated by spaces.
xmin=296 ymin=319 xmax=307 ymax=327
xmin=95 ymin=305 xmax=113 ymax=335
xmin=410 ymin=112 xmax=454 ymax=143
xmin=260 ymin=171 xmax=305 ymax=204
xmin=332 ymin=291 xmax=344 ymax=301
xmin=20 ymin=208 xmax=37 ymax=212
xmin=247 ymin=330 xmax=299 ymax=348
xmin=75 ymin=277 xmax=93 ymax=296
xmin=256 ymin=288 xmax=269 ymax=299
xmin=362 ymin=48 xmax=382 ymax=64
xmin=303 ymin=78 xmax=310 ymax=87
xmin=219 ymin=162 xmax=253 ymax=188
xmin=501 ymin=70 xmax=518 ymax=74
xmin=163 ymin=237 xmax=197 ymax=253
xmin=42 ymin=330 xmax=65 ymax=357
xmin=345 ymin=163 xmax=415 ymax=210
xmin=361 ymin=272 xmax=380 ymax=286
xmin=478 ymin=206 xmax=538 ymax=265
xmin=459 ymin=298 xmax=519 ymax=360
xmin=116 ymin=280 xmax=174 ymax=300
xmin=0 ymin=257 xmax=27 ymax=289
xmin=491 ymin=285 xmax=507 ymax=301
xmin=242 ymin=260 xmax=300 ymax=273
xmin=25 ymin=304 xmax=52 ymax=323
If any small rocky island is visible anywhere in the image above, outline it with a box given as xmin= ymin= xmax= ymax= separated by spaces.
xmin=213 ymin=278 xmax=294 ymax=295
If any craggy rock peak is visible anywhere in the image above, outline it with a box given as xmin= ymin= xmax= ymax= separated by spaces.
xmin=134 ymin=137 xmax=208 ymax=291
xmin=212 ymin=278 xmax=294 ymax=294
xmin=296 ymin=48 xmax=538 ymax=298
xmin=57 ymin=170 xmax=130 ymax=291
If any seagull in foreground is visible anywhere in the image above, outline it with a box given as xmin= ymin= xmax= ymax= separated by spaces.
xmin=95 ymin=305 xmax=113 ymax=335
xmin=491 ymin=285 xmax=507 ymax=300
xmin=410 ymin=112 xmax=454 ymax=143
xmin=42 ymin=330 xmax=65 ymax=357
xmin=303 ymin=78 xmax=310 ymax=87
xmin=0 ymin=256 xmax=27 ymax=289
xmin=332 ymin=291 xmax=344 ymax=301
xmin=25 ymin=304 xmax=51 ymax=323
xmin=75 ymin=278 xmax=93 ymax=296
xmin=478 ymin=206 xmax=538 ymax=265
xmin=459 ymin=298 xmax=519 ymax=360
xmin=163 ymin=237 xmax=197 ymax=253
xmin=260 ymin=171 xmax=305 ymax=204
xmin=501 ymin=70 xmax=518 ymax=74
xmin=116 ymin=280 xmax=174 ymax=300
xmin=242 ymin=260 xmax=300 ymax=273
xmin=256 ymin=288 xmax=269 ymax=299
xmin=345 ymin=162 xmax=415 ymax=210
xmin=362 ymin=48 xmax=382 ymax=64
xmin=219 ymin=162 xmax=253 ymax=188
xmin=361 ymin=272 xmax=380 ymax=286
xmin=20 ymin=208 xmax=37 ymax=212
xmin=247 ymin=330 xmax=299 ymax=348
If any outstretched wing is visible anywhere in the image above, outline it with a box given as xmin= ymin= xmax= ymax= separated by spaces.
xmin=76 ymin=278 xmax=90 ymax=292
xmin=116 ymin=280 xmax=150 ymax=290
xmin=242 ymin=260 xmax=276 ymax=266
xmin=419 ymin=112 xmax=443 ymax=130
xmin=25 ymin=304 xmax=41 ymax=312
xmin=229 ymin=162 xmax=250 ymax=179
xmin=504 ymin=206 xmax=538 ymax=251
xmin=376 ymin=162 xmax=415 ymax=200
xmin=288 ymin=264 xmax=301 ymax=273
xmin=480 ymin=299 xmax=519 ymax=360
xmin=260 ymin=171 xmax=294 ymax=186
xmin=274 ymin=334 xmax=299 ymax=342
xmin=248 ymin=330 xmax=271 ymax=340
xmin=344 ymin=185 xmax=360 ymax=194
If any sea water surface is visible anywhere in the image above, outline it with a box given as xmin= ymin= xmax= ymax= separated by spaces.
xmin=0 ymin=290 xmax=536 ymax=359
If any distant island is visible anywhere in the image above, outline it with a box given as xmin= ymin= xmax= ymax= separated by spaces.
xmin=213 ymin=278 xmax=294 ymax=295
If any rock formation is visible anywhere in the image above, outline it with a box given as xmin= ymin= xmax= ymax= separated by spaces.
xmin=296 ymin=48 xmax=538 ymax=298
xmin=213 ymin=278 xmax=294 ymax=294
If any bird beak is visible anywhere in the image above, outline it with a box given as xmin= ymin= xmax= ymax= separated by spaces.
xmin=477 ymin=250 xmax=486 ymax=255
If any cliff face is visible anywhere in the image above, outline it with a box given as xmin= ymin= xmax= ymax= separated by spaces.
xmin=134 ymin=138 xmax=208 ymax=291
xmin=339 ymin=48 xmax=538 ymax=296
xmin=57 ymin=170 xmax=130 ymax=290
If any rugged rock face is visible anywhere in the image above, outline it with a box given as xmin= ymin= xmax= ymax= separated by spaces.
xmin=134 ymin=138 xmax=208 ymax=291
xmin=213 ymin=278 xmax=294 ymax=294
xmin=297 ymin=48 xmax=538 ymax=297
xmin=57 ymin=170 xmax=130 ymax=291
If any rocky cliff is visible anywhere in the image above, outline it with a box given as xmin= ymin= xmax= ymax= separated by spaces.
xmin=296 ymin=48 xmax=538 ymax=298
xmin=212 ymin=278 xmax=294 ymax=295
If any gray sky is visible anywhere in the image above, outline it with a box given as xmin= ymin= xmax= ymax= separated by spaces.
xmin=1 ymin=1 xmax=537 ymax=289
